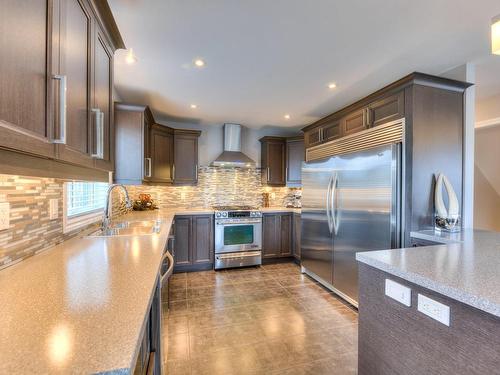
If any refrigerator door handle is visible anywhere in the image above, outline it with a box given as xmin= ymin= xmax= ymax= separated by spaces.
xmin=326 ymin=174 xmax=334 ymax=233
xmin=332 ymin=173 xmax=340 ymax=235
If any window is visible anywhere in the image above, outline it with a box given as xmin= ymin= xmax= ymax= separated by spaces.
xmin=63 ymin=181 xmax=109 ymax=233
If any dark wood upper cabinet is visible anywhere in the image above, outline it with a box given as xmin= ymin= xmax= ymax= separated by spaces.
xmin=0 ymin=0 xmax=56 ymax=158
xmin=260 ymin=136 xmax=286 ymax=186
xmin=149 ymin=124 xmax=174 ymax=184
xmin=322 ymin=120 xmax=342 ymax=142
xmin=173 ymin=129 xmax=201 ymax=185
xmin=0 ymin=0 xmax=123 ymax=178
xmin=286 ymin=137 xmax=304 ymax=187
xmin=367 ymin=91 xmax=405 ymax=127
xmin=55 ymin=0 xmax=94 ymax=168
xmin=342 ymin=107 xmax=368 ymax=136
xmin=93 ymin=30 xmax=114 ymax=171
xmin=305 ymin=128 xmax=322 ymax=148
xmin=114 ymin=104 xmax=201 ymax=186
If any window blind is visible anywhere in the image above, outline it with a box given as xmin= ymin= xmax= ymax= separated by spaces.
xmin=66 ymin=182 xmax=109 ymax=218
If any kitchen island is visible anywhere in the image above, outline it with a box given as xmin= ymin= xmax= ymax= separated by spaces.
xmin=356 ymin=229 xmax=500 ymax=375
xmin=0 ymin=209 xmax=203 ymax=374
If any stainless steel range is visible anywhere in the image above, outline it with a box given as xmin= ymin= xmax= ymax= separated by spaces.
xmin=213 ymin=205 xmax=262 ymax=270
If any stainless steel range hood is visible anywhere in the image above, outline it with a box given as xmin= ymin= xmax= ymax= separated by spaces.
xmin=212 ymin=124 xmax=256 ymax=168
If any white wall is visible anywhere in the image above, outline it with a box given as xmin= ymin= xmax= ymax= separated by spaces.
xmin=156 ymin=121 xmax=300 ymax=167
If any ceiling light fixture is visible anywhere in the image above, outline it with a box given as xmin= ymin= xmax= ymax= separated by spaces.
xmin=492 ymin=15 xmax=500 ymax=55
xmin=194 ymin=59 xmax=205 ymax=67
xmin=284 ymin=114 xmax=291 ymax=120
xmin=190 ymin=104 xmax=197 ymax=109
xmin=125 ymin=48 xmax=137 ymax=64
xmin=328 ymin=82 xmax=337 ymax=89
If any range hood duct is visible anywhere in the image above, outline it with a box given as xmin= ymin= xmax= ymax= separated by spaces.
xmin=212 ymin=124 xmax=256 ymax=168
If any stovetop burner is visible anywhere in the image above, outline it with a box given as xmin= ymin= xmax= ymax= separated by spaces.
xmin=212 ymin=205 xmax=259 ymax=211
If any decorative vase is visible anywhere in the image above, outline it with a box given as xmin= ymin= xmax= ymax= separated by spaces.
xmin=434 ymin=173 xmax=460 ymax=232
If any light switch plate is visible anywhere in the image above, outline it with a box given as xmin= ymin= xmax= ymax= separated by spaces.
xmin=0 ymin=202 xmax=10 ymax=230
xmin=385 ymin=279 xmax=411 ymax=306
xmin=49 ymin=199 xmax=58 ymax=220
xmin=418 ymin=294 xmax=450 ymax=326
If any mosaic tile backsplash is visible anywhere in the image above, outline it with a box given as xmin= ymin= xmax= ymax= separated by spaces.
xmin=112 ymin=167 xmax=301 ymax=214
xmin=1 ymin=168 xmax=300 ymax=270
xmin=0 ymin=175 xmax=100 ymax=270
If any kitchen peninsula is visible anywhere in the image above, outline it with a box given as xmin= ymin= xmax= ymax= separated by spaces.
xmin=356 ymin=230 xmax=500 ymax=375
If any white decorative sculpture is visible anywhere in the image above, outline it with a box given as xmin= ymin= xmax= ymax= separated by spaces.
xmin=434 ymin=173 xmax=460 ymax=231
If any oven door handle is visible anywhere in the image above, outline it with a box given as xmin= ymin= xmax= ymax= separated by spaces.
xmin=216 ymin=252 xmax=261 ymax=259
xmin=215 ymin=219 xmax=262 ymax=225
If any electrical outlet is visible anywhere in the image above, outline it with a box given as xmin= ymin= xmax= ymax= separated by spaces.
xmin=0 ymin=202 xmax=10 ymax=231
xmin=49 ymin=199 xmax=58 ymax=220
xmin=418 ymin=294 xmax=450 ymax=326
xmin=385 ymin=279 xmax=411 ymax=306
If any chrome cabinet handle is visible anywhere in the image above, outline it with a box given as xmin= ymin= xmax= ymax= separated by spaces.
xmin=319 ymin=127 xmax=324 ymax=142
xmin=145 ymin=158 xmax=152 ymax=178
xmin=267 ymin=167 xmax=270 ymax=182
xmin=285 ymin=167 xmax=288 ymax=182
xmin=195 ymin=164 xmax=198 ymax=181
xmin=365 ymin=108 xmax=371 ymax=127
xmin=160 ymin=251 xmax=174 ymax=288
xmin=172 ymin=164 xmax=176 ymax=180
xmin=51 ymin=75 xmax=67 ymax=144
xmin=91 ymin=109 xmax=104 ymax=159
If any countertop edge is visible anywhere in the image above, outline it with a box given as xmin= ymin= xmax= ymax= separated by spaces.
xmin=355 ymin=251 xmax=500 ymax=318
xmin=409 ymin=230 xmax=462 ymax=244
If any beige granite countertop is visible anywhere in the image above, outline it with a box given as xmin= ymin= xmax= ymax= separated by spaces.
xmin=261 ymin=207 xmax=301 ymax=214
xmin=0 ymin=210 xmax=176 ymax=374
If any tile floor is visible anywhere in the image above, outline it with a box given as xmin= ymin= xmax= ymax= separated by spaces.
xmin=162 ymin=262 xmax=358 ymax=374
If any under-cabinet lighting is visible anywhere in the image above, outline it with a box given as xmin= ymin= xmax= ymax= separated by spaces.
xmin=492 ymin=15 xmax=500 ymax=55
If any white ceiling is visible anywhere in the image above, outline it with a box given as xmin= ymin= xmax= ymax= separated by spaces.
xmin=109 ymin=0 xmax=500 ymax=129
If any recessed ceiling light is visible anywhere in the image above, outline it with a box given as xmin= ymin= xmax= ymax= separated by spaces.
xmin=284 ymin=114 xmax=291 ymax=120
xmin=328 ymin=82 xmax=337 ymax=89
xmin=492 ymin=15 xmax=500 ymax=55
xmin=190 ymin=104 xmax=197 ymax=109
xmin=125 ymin=48 xmax=137 ymax=64
xmin=194 ymin=59 xmax=205 ymax=67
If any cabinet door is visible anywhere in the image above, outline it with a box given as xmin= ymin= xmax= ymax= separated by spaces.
xmin=304 ymin=128 xmax=322 ymax=148
xmin=262 ymin=214 xmax=280 ymax=258
xmin=55 ymin=0 xmax=94 ymax=167
xmin=173 ymin=216 xmax=192 ymax=267
xmin=342 ymin=107 xmax=367 ymax=136
xmin=322 ymin=120 xmax=342 ymax=142
xmin=293 ymin=213 xmax=301 ymax=260
xmin=263 ymin=140 xmax=286 ymax=186
xmin=286 ymin=138 xmax=304 ymax=187
xmin=192 ymin=215 xmax=214 ymax=265
xmin=367 ymin=91 xmax=404 ymax=127
xmin=174 ymin=134 xmax=198 ymax=185
xmin=0 ymin=0 xmax=56 ymax=158
xmin=93 ymin=29 xmax=114 ymax=171
xmin=279 ymin=214 xmax=292 ymax=256
xmin=150 ymin=126 xmax=173 ymax=183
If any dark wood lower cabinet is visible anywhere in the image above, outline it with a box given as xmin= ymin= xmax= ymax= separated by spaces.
xmin=359 ymin=263 xmax=500 ymax=375
xmin=292 ymin=213 xmax=301 ymax=261
xmin=262 ymin=213 xmax=293 ymax=259
xmin=133 ymin=277 xmax=161 ymax=375
xmin=173 ymin=214 xmax=214 ymax=272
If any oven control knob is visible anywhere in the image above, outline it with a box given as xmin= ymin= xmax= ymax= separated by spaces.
xmin=215 ymin=212 xmax=221 ymax=218
xmin=222 ymin=212 xmax=228 ymax=217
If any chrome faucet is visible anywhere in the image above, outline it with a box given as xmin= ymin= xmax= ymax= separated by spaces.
xmin=102 ymin=184 xmax=132 ymax=230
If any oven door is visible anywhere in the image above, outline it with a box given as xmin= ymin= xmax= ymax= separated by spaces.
xmin=215 ymin=219 xmax=262 ymax=254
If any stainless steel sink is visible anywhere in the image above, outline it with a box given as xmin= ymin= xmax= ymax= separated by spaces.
xmin=87 ymin=220 xmax=162 ymax=237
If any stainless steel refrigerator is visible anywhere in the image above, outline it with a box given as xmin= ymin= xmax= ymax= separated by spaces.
xmin=301 ymin=143 xmax=401 ymax=307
